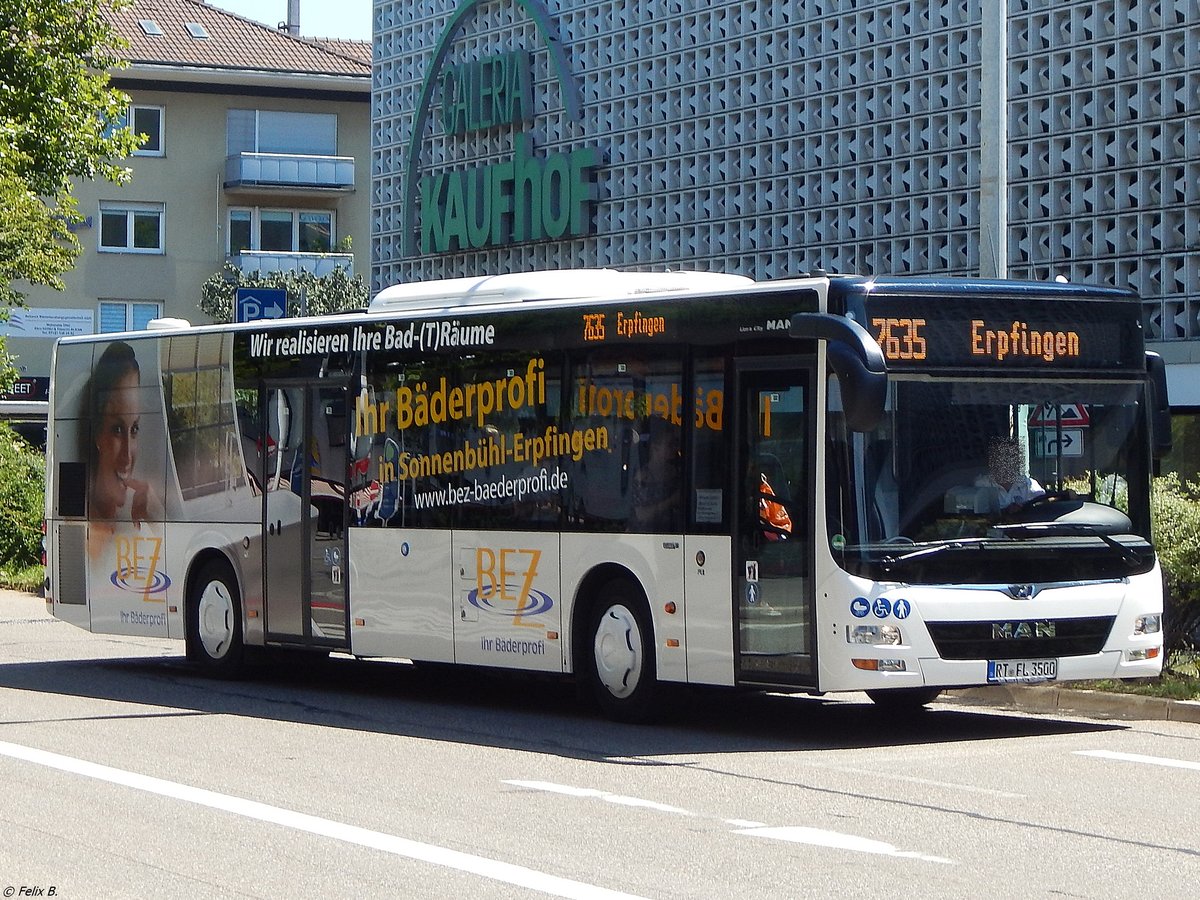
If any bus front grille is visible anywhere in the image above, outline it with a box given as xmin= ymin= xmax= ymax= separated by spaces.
xmin=926 ymin=616 xmax=1115 ymax=660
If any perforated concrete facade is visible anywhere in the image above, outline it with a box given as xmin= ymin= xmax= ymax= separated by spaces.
xmin=372 ymin=0 xmax=1200 ymax=340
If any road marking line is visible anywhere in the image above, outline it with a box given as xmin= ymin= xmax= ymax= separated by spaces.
xmin=801 ymin=763 xmax=1024 ymax=799
xmin=1075 ymin=749 xmax=1200 ymax=772
xmin=735 ymin=826 xmax=956 ymax=864
xmin=505 ymin=779 xmax=695 ymax=816
xmin=505 ymin=781 xmax=951 ymax=863
xmin=505 ymin=779 xmax=769 ymax=827
xmin=0 ymin=740 xmax=646 ymax=900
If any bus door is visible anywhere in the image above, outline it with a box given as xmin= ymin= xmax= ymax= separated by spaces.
xmin=733 ymin=364 xmax=815 ymax=684
xmin=260 ymin=381 xmax=349 ymax=648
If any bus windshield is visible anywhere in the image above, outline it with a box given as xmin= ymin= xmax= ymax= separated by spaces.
xmin=826 ymin=376 xmax=1155 ymax=583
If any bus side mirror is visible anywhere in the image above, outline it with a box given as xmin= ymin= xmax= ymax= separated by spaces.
xmin=1146 ymin=351 xmax=1172 ymax=460
xmin=790 ymin=312 xmax=888 ymax=432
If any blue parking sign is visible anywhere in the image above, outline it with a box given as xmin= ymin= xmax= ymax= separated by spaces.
xmin=235 ymin=287 xmax=287 ymax=323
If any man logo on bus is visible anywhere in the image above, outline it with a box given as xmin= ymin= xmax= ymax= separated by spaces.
xmin=468 ymin=547 xmax=553 ymax=626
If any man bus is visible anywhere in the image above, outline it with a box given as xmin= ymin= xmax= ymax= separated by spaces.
xmin=43 ymin=270 xmax=1169 ymax=720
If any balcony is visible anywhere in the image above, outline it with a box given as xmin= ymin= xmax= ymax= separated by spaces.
xmin=224 ymin=152 xmax=355 ymax=193
xmin=233 ymin=251 xmax=354 ymax=277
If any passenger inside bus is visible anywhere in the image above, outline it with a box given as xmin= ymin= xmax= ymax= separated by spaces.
xmin=627 ymin=423 xmax=682 ymax=532
xmin=749 ymin=453 xmax=795 ymax=543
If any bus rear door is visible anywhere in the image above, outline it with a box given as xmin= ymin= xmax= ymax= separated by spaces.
xmin=260 ymin=381 xmax=349 ymax=649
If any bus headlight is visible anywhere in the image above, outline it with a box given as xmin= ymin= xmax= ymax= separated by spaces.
xmin=1133 ymin=614 xmax=1161 ymax=635
xmin=847 ymin=624 xmax=902 ymax=645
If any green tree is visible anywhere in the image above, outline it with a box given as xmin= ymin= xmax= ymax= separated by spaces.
xmin=0 ymin=422 xmax=45 ymax=568
xmin=1 ymin=1 xmax=141 ymax=570
xmin=200 ymin=263 xmax=370 ymax=323
xmin=1 ymin=0 xmax=141 ymax=318
xmin=1151 ymin=473 xmax=1200 ymax=660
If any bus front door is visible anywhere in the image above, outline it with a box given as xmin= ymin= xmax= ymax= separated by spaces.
xmin=734 ymin=365 xmax=815 ymax=684
xmin=261 ymin=382 xmax=349 ymax=649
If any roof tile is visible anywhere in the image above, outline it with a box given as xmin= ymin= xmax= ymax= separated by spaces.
xmin=109 ymin=0 xmax=370 ymax=77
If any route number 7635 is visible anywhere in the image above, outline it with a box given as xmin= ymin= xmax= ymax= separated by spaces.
xmin=872 ymin=317 xmax=927 ymax=361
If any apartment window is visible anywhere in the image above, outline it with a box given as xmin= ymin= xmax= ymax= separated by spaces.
xmin=228 ymin=207 xmax=334 ymax=254
xmin=261 ymin=211 xmax=294 ymax=251
xmin=99 ymin=202 xmax=164 ymax=253
xmin=227 ymin=109 xmax=337 ymax=156
xmin=229 ymin=209 xmax=252 ymax=255
xmin=98 ymin=301 xmax=162 ymax=333
xmin=103 ymin=104 xmax=164 ymax=155
xmin=131 ymin=105 xmax=164 ymax=155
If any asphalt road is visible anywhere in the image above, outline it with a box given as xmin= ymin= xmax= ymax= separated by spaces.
xmin=3 ymin=590 xmax=1199 ymax=899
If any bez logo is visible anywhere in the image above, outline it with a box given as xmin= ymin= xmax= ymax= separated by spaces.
xmin=110 ymin=535 xmax=171 ymax=595
xmin=467 ymin=547 xmax=553 ymax=627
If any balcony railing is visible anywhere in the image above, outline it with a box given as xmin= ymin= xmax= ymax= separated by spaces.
xmin=233 ymin=251 xmax=354 ymax=277
xmin=224 ymin=152 xmax=355 ymax=192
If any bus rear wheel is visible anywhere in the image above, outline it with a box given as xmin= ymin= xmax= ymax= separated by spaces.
xmin=585 ymin=581 xmax=660 ymax=723
xmin=866 ymin=687 xmax=941 ymax=711
xmin=187 ymin=560 xmax=245 ymax=678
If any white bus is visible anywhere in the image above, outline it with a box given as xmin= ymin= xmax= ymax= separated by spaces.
xmin=43 ymin=270 xmax=1170 ymax=719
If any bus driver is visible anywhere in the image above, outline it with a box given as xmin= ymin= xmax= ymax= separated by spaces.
xmin=985 ymin=436 xmax=1045 ymax=514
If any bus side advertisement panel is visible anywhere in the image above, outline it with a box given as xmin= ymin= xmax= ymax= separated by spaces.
xmin=452 ymin=530 xmax=563 ymax=673
xmin=68 ymin=339 xmax=174 ymax=637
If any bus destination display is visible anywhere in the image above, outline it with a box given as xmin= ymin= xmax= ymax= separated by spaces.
xmin=863 ymin=296 xmax=1140 ymax=372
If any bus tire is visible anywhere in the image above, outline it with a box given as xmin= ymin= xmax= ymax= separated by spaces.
xmin=866 ymin=687 xmax=941 ymax=711
xmin=584 ymin=580 xmax=659 ymax=723
xmin=187 ymin=559 xmax=245 ymax=678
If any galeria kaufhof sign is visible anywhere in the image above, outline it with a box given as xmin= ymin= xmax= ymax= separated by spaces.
xmin=406 ymin=9 xmax=601 ymax=256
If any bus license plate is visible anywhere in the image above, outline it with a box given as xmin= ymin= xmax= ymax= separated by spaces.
xmin=987 ymin=659 xmax=1057 ymax=684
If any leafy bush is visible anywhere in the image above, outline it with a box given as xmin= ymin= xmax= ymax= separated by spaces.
xmin=199 ymin=263 xmax=369 ymax=323
xmin=1150 ymin=473 xmax=1200 ymax=657
xmin=0 ymin=423 xmax=45 ymax=567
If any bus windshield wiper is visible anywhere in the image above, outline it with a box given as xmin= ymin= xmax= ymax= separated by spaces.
xmin=878 ymin=539 xmax=989 ymax=572
xmin=992 ymin=522 xmax=1144 ymax=566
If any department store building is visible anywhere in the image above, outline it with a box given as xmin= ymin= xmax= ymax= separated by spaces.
xmin=372 ymin=0 xmax=1200 ymax=471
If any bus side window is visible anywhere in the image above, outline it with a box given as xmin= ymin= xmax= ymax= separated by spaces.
xmin=564 ymin=349 xmax=684 ymax=532
xmin=689 ymin=355 xmax=727 ymax=532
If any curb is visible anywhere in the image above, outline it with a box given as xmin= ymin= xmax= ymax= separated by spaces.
xmin=944 ymin=685 xmax=1200 ymax=724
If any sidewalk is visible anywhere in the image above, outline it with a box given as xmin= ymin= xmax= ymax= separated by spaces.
xmin=944 ymin=683 xmax=1200 ymax=724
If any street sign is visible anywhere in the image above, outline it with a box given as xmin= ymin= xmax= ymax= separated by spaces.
xmin=235 ymin=287 xmax=287 ymax=324
xmin=1029 ymin=402 xmax=1090 ymax=427
xmin=1032 ymin=427 xmax=1084 ymax=457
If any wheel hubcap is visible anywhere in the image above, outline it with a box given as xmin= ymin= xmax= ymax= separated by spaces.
xmin=197 ymin=580 xmax=234 ymax=659
xmin=593 ymin=604 xmax=642 ymax=699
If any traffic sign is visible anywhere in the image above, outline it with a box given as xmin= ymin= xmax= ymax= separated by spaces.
xmin=235 ymin=287 xmax=287 ymax=324
xmin=1029 ymin=402 xmax=1090 ymax=427
xmin=1032 ymin=427 xmax=1084 ymax=457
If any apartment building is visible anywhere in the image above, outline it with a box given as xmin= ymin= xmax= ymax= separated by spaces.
xmin=3 ymin=0 xmax=370 ymax=422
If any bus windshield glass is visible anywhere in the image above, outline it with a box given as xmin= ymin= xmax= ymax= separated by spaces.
xmin=826 ymin=376 xmax=1155 ymax=583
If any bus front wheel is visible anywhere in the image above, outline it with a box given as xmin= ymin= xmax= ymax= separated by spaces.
xmin=585 ymin=581 xmax=659 ymax=723
xmin=187 ymin=560 xmax=245 ymax=678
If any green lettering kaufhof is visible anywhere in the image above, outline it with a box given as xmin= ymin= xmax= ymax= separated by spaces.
xmin=420 ymin=135 xmax=599 ymax=253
